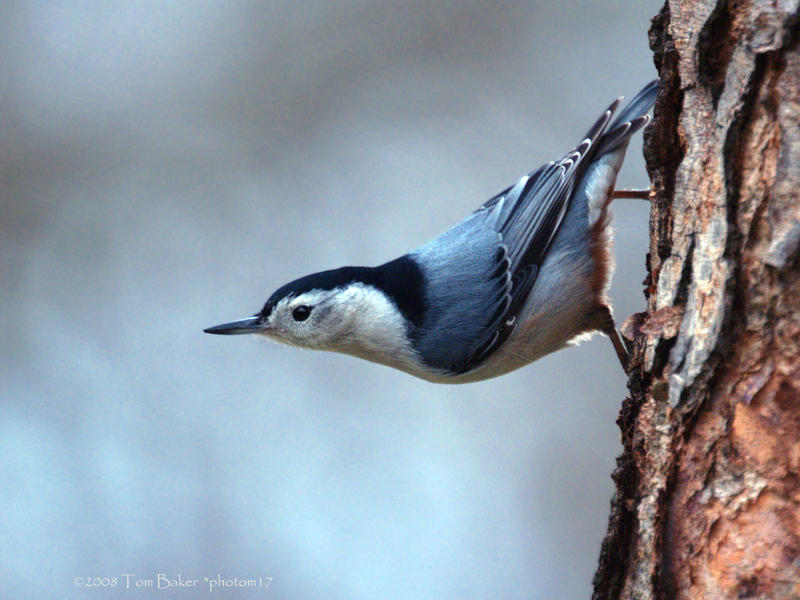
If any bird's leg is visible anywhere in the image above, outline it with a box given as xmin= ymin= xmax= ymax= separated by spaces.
xmin=598 ymin=305 xmax=630 ymax=374
xmin=611 ymin=188 xmax=651 ymax=200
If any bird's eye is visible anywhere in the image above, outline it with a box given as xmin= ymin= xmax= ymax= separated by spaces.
xmin=292 ymin=305 xmax=312 ymax=322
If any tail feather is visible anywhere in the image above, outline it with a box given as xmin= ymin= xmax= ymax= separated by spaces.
xmin=611 ymin=80 xmax=658 ymax=128
xmin=595 ymin=80 xmax=658 ymax=156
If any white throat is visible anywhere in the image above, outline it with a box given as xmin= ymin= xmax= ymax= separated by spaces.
xmin=332 ymin=284 xmax=425 ymax=375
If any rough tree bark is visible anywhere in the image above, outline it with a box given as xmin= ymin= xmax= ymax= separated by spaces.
xmin=592 ymin=1 xmax=800 ymax=599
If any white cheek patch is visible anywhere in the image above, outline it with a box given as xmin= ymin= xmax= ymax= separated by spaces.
xmin=337 ymin=285 xmax=412 ymax=352
xmin=264 ymin=283 xmax=425 ymax=373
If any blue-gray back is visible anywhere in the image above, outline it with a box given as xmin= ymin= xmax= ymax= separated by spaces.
xmin=408 ymin=81 xmax=658 ymax=375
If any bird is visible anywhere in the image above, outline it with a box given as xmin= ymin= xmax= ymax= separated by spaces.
xmin=205 ymin=80 xmax=658 ymax=383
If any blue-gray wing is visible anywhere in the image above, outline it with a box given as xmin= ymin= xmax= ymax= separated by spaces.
xmin=410 ymin=82 xmax=657 ymax=374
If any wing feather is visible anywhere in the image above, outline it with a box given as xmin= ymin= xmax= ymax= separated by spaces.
xmin=410 ymin=82 xmax=659 ymax=375
xmin=452 ymin=104 xmax=619 ymax=372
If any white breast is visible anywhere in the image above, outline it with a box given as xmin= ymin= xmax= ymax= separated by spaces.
xmin=330 ymin=284 xmax=432 ymax=376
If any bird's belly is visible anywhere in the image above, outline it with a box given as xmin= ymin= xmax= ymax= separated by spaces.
xmin=445 ymin=308 xmax=598 ymax=383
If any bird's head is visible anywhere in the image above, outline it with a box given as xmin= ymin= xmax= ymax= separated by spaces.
xmin=204 ymin=266 xmax=418 ymax=366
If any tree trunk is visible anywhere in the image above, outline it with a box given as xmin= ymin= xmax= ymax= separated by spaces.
xmin=592 ymin=1 xmax=800 ymax=599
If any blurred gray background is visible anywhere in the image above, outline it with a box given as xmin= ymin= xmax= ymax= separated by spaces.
xmin=1 ymin=1 xmax=660 ymax=598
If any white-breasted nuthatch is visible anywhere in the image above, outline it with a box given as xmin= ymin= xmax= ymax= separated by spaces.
xmin=205 ymin=81 xmax=658 ymax=383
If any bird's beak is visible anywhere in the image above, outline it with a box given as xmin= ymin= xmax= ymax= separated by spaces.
xmin=204 ymin=315 xmax=267 ymax=335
